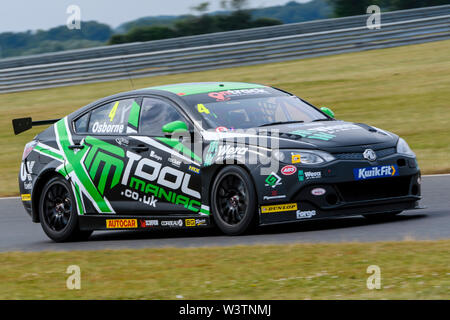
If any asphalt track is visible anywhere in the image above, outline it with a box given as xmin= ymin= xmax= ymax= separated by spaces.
xmin=0 ymin=175 xmax=449 ymax=252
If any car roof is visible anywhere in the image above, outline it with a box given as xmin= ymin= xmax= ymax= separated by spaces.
xmin=69 ymin=82 xmax=271 ymax=120
xmin=132 ymin=82 xmax=268 ymax=96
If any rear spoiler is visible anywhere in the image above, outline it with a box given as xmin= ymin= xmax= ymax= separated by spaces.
xmin=12 ymin=117 xmax=60 ymax=135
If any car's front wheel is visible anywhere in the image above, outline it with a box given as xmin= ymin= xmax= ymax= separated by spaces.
xmin=211 ymin=166 xmax=257 ymax=235
xmin=39 ymin=176 xmax=92 ymax=242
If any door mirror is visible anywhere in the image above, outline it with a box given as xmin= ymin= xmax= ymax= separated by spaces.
xmin=320 ymin=107 xmax=335 ymax=118
xmin=162 ymin=120 xmax=189 ymax=134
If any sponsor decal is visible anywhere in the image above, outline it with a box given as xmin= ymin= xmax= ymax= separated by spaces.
xmin=265 ymin=172 xmax=282 ymax=188
xmin=92 ymin=122 xmax=124 ymax=134
xmin=311 ymin=188 xmax=326 ymax=196
xmin=23 ymin=182 xmax=33 ymax=190
xmin=123 ymin=150 xmax=201 ymax=199
xmin=281 ymin=165 xmax=297 ymax=176
xmin=298 ymin=170 xmax=322 ymax=181
xmin=106 ymin=219 xmax=137 ymax=229
xmin=215 ymin=126 xmax=228 ymax=133
xmin=20 ymin=161 xmax=35 ymax=182
xmin=21 ymin=194 xmax=31 ymax=201
xmin=353 ymin=165 xmax=398 ymax=180
xmin=263 ymin=190 xmax=286 ymax=200
xmin=149 ymin=150 xmax=162 ymax=161
xmin=185 ymin=218 xmax=206 ymax=227
xmin=115 ymin=137 xmax=129 ymax=146
xmin=208 ymin=88 xmax=269 ymax=101
xmin=188 ymin=165 xmax=200 ymax=174
xmin=296 ymin=210 xmax=316 ymax=219
xmin=261 ymin=203 xmax=297 ymax=213
xmin=122 ymin=189 xmax=158 ymax=207
xmin=139 ymin=219 xmax=159 ymax=228
xmin=291 ymin=154 xmax=301 ymax=164
xmin=195 ymin=218 xmax=207 ymax=226
xmin=217 ymin=145 xmax=248 ymax=159
xmin=263 ymin=195 xmax=287 ymax=200
xmin=168 ymin=156 xmax=182 ymax=167
xmin=161 ymin=219 xmax=184 ymax=227
xmin=83 ymin=135 xmax=125 ymax=196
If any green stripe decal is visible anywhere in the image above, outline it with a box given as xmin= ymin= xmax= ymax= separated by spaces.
xmin=34 ymin=145 xmax=64 ymax=161
xmin=128 ymin=100 xmax=140 ymax=128
xmin=56 ymin=119 xmax=114 ymax=213
xmin=147 ymin=82 xmax=267 ymax=96
xmin=73 ymin=182 xmax=84 ymax=215
xmin=156 ymin=137 xmax=202 ymax=162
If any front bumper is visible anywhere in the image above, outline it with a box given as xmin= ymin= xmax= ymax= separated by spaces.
xmin=258 ymin=153 xmax=422 ymax=225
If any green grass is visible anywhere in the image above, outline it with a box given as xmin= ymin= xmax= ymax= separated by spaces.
xmin=1 ymin=40 xmax=449 ymax=196
xmin=0 ymin=240 xmax=448 ymax=299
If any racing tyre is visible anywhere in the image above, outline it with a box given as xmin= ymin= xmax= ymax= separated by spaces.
xmin=211 ymin=166 xmax=257 ymax=235
xmin=39 ymin=176 xmax=92 ymax=242
xmin=363 ymin=211 xmax=403 ymax=220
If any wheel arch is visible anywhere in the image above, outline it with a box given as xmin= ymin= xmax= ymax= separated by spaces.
xmin=204 ymin=163 xmax=258 ymax=220
xmin=31 ymin=170 xmax=66 ymax=222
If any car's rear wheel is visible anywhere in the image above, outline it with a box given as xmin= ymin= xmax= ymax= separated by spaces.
xmin=39 ymin=176 xmax=92 ymax=242
xmin=211 ymin=166 xmax=257 ymax=235
xmin=363 ymin=211 xmax=403 ymax=220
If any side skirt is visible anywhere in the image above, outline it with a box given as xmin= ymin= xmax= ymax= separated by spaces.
xmin=78 ymin=214 xmax=211 ymax=231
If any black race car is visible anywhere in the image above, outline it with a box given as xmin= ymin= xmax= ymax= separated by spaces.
xmin=13 ymin=82 xmax=422 ymax=242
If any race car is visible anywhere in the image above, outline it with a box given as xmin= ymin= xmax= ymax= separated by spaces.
xmin=13 ymin=82 xmax=422 ymax=242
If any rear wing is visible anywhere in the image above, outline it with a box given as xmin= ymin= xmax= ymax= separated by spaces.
xmin=12 ymin=117 xmax=60 ymax=135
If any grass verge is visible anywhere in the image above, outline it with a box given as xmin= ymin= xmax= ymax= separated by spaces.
xmin=1 ymin=40 xmax=449 ymax=196
xmin=0 ymin=240 xmax=448 ymax=299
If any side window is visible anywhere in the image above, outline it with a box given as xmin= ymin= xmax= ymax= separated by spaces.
xmin=139 ymin=98 xmax=185 ymax=136
xmin=74 ymin=112 xmax=89 ymax=133
xmin=87 ymin=99 xmax=136 ymax=135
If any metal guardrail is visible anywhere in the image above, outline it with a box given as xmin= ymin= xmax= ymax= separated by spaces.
xmin=0 ymin=6 xmax=449 ymax=93
xmin=1 ymin=4 xmax=449 ymax=69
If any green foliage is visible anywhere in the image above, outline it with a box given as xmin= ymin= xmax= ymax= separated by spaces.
xmin=116 ymin=0 xmax=331 ymax=33
xmin=251 ymin=17 xmax=284 ymax=28
xmin=252 ymin=0 xmax=332 ymax=23
xmin=389 ymin=0 xmax=450 ymax=9
xmin=109 ymin=10 xmax=282 ymax=44
xmin=327 ymin=0 xmax=371 ymax=17
xmin=328 ymin=0 xmax=450 ymax=17
xmin=110 ymin=26 xmax=178 ymax=44
xmin=0 ymin=21 xmax=112 ymax=58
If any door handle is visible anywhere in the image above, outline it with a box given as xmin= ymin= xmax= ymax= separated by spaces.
xmin=68 ymin=144 xmax=84 ymax=150
xmin=131 ymin=145 xmax=149 ymax=152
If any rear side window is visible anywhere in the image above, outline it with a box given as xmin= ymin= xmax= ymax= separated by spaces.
xmin=74 ymin=98 xmax=140 ymax=135
xmin=139 ymin=97 xmax=185 ymax=136
xmin=88 ymin=99 xmax=137 ymax=135
xmin=74 ymin=112 xmax=89 ymax=133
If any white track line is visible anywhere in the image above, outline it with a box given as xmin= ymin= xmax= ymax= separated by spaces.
xmin=1 ymin=174 xmax=448 ymax=201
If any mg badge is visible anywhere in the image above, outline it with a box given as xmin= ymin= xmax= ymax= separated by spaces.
xmin=363 ymin=149 xmax=377 ymax=161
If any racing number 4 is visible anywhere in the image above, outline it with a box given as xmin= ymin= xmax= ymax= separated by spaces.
xmin=197 ymin=103 xmax=210 ymax=114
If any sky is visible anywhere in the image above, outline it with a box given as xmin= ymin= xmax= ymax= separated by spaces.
xmin=0 ymin=0 xmax=310 ymax=33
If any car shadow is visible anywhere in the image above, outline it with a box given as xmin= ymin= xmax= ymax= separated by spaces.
xmin=86 ymin=213 xmax=428 ymax=242
xmin=255 ymin=213 xmax=427 ymax=235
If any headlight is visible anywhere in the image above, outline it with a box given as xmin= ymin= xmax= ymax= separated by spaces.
xmin=273 ymin=149 xmax=335 ymax=165
xmin=396 ymin=138 xmax=415 ymax=157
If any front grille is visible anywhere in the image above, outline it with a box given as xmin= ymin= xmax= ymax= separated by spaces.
xmin=334 ymin=147 xmax=396 ymax=160
xmin=335 ymin=175 xmax=411 ymax=202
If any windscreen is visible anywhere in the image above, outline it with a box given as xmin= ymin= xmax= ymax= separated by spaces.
xmin=181 ymin=87 xmax=327 ymax=130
